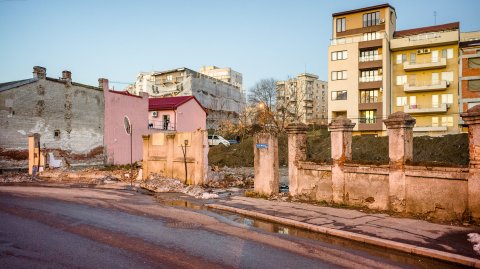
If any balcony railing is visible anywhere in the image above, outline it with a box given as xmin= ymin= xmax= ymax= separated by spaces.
xmin=403 ymin=103 xmax=449 ymax=114
xmin=403 ymin=58 xmax=447 ymax=71
xmin=359 ymin=76 xmax=382 ymax=83
xmin=359 ymin=54 xmax=382 ymax=62
xmin=359 ymin=117 xmax=377 ymax=124
xmin=403 ymin=80 xmax=449 ymax=92
xmin=148 ymin=120 xmax=176 ymax=131
xmin=330 ymin=32 xmax=384 ymax=46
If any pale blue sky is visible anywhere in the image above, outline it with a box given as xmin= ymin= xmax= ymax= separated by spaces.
xmin=0 ymin=0 xmax=479 ymax=92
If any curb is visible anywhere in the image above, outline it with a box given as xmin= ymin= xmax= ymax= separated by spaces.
xmin=206 ymin=203 xmax=480 ymax=268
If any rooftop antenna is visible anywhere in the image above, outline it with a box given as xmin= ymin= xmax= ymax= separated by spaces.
xmin=304 ymin=63 xmax=307 ymax=74
xmin=434 ymin=11 xmax=437 ymax=25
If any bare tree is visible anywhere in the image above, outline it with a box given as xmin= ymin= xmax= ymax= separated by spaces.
xmin=248 ymin=78 xmax=277 ymax=110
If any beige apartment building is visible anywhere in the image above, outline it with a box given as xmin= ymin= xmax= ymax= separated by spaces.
xmin=199 ymin=66 xmax=243 ymax=91
xmin=328 ymin=4 xmax=396 ymax=135
xmin=391 ymin=23 xmax=460 ymax=134
xmin=276 ymin=73 xmax=328 ymax=125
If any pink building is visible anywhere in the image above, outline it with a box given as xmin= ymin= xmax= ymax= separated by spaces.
xmin=101 ymin=78 xmax=149 ymax=165
xmin=149 ymin=96 xmax=207 ymax=132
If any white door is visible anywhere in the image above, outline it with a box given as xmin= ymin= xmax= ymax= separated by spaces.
xmin=432 ymin=95 xmax=439 ymax=108
xmin=432 ymin=50 xmax=439 ymax=63
xmin=432 ymin=73 xmax=439 ymax=85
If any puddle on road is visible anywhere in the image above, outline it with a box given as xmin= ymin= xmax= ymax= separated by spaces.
xmin=155 ymin=196 xmax=465 ymax=269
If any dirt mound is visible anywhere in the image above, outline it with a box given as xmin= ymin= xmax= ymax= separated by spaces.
xmin=0 ymin=172 xmax=37 ymax=183
xmin=141 ymin=174 xmax=219 ymax=199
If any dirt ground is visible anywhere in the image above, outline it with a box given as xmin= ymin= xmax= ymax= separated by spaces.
xmin=209 ymin=131 xmax=469 ymax=167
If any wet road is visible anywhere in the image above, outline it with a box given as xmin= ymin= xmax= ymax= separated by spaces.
xmin=0 ymin=185 xmax=463 ymax=268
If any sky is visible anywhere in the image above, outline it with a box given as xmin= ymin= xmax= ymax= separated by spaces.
xmin=0 ymin=0 xmax=479 ymax=92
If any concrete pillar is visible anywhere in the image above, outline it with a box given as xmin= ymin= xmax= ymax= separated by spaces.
xmin=383 ymin=112 xmax=416 ymax=212
xmin=142 ymin=135 xmax=150 ymax=180
xmin=328 ymin=116 xmax=355 ymax=203
xmin=254 ymin=132 xmax=279 ymax=196
xmin=285 ymin=123 xmax=308 ymax=196
xmin=461 ymin=105 xmax=480 ymax=221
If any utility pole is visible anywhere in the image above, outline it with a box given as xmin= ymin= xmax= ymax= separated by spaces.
xmin=434 ymin=11 xmax=437 ymax=25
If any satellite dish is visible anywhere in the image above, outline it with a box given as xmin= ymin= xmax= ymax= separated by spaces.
xmin=124 ymin=116 xmax=131 ymax=135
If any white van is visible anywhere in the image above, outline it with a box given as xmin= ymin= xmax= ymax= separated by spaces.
xmin=208 ymin=135 xmax=230 ymax=146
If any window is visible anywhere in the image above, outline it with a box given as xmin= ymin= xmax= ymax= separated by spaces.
xmin=396 ymin=75 xmax=407 ymax=85
xmin=396 ymin=96 xmax=407 ymax=106
xmin=336 ymin=18 xmax=346 ymax=32
xmin=359 ymin=89 xmax=379 ymax=103
xmin=331 ymin=50 xmax=348 ymax=60
xmin=166 ymin=75 xmax=173 ymax=81
xmin=410 ymin=53 xmax=416 ymax=64
xmin=432 ymin=117 xmax=439 ymax=127
xmin=331 ymin=90 xmax=347 ymax=100
xmin=469 ymin=57 xmax=480 ymax=68
xmin=360 ymin=70 xmax=380 ymax=82
xmin=360 ymin=49 xmax=379 ymax=61
xmin=468 ymin=102 xmax=480 ymax=109
xmin=432 ymin=73 xmax=439 ymax=84
xmin=442 ymin=48 xmax=454 ymax=59
xmin=363 ymin=32 xmax=379 ymax=41
xmin=432 ymin=95 xmax=439 ymax=108
xmin=396 ymin=54 xmax=407 ymax=64
xmin=441 ymin=94 xmax=453 ymax=104
xmin=441 ymin=116 xmax=453 ymax=127
xmin=331 ymin=71 xmax=347 ymax=80
xmin=360 ymin=110 xmax=376 ymax=124
xmin=441 ymin=71 xmax=453 ymax=82
xmin=54 ymin=130 xmax=60 ymax=139
xmin=363 ymin=11 xmax=380 ymax=27
xmin=468 ymin=79 xmax=480 ymax=91
xmin=432 ymin=50 xmax=439 ymax=63
xmin=409 ymin=96 xmax=417 ymax=106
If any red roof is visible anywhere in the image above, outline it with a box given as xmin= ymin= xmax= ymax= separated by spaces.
xmin=149 ymin=96 xmax=207 ymax=114
xmin=394 ymin=22 xmax=459 ymax=38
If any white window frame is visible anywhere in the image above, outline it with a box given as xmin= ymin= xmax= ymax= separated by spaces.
xmin=409 ymin=96 xmax=417 ymax=106
xmin=396 ymin=75 xmax=407 ymax=86
xmin=396 ymin=96 xmax=407 ymax=106
xmin=441 ymin=71 xmax=453 ymax=82
xmin=432 ymin=95 xmax=439 ymax=108
xmin=432 ymin=117 xmax=439 ymax=127
xmin=432 ymin=50 xmax=439 ymax=63
xmin=441 ymin=94 xmax=453 ymax=104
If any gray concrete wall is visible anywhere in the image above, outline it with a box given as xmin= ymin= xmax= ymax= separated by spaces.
xmin=0 ymin=77 xmax=104 ymax=166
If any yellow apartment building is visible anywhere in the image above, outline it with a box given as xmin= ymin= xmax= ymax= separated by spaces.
xmin=328 ymin=4 xmax=397 ymax=135
xmin=390 ymin=23 xmax=460 ymax=135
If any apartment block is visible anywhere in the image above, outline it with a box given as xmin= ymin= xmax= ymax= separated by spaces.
xmin=199 ymin=66 xmax=243 ymax=91
xmin=276 ymin=73 xmax=328 ymax=125
xmin=459 ymin=31 xmax=480 ymax=126
xmin=391 ymin=23 xmax=460 ymax=134
xmin=328 ymin=4 xmax=396 ymax=135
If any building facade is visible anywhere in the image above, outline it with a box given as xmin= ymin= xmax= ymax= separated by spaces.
xmin=391 ymin=23 xmax=460 ymax=135
xmin=0 ymin=66 xmax=104 ymax=167
xmin=459 ymin=31 xmax=480 ymax=127
xmin=199 ymin=66 xmax=243 ymax=91
xmin=128 ymin=67 xmax=245 ymax=130
xmin=328 ymin=4 xmax=396 ymax=135
xmin=276 ymin=73 xmax=328 ymax=125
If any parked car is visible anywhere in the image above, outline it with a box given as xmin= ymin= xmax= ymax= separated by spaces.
xmin=208 ymin=135 xmax=230 ymax=146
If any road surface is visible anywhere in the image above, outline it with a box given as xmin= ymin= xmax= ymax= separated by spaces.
xmin=0 ymin=184 xmax=462 ymax=268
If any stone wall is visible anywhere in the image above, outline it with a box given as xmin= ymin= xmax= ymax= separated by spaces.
xmin=142 ymin=131 xmax=208 ymax=185
xmin=0 ymin=67 xmax=104 ymax=167
xmin=279 ymin=108 xmax=480 ymax=222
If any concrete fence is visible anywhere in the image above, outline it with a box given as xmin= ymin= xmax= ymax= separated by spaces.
xmin=254 ymin=105 xmax=480 ymax=222
xmin=142 ymin=130 xmax=208 ymax=185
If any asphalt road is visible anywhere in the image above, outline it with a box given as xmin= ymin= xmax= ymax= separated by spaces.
xmin=0 ymin=185 xmax=463 ymax=269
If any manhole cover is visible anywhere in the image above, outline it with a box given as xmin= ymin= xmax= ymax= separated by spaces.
xmin=165 ymin=221 xmax=201 ymax=229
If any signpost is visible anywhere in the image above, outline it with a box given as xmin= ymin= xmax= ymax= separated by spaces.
xmin=256 ymin=143 xmax=268 ymax=149
xmin=124 ymin=116 xmax=133 ymax=186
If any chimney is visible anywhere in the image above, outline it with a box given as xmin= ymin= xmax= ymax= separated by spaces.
xmin=62 ymin=70 xmax=72 ymax=81
xmin=98 ymin=78 xmax=109 ymax=90
xmin=33 ymin=66 xmax=46 ymax=79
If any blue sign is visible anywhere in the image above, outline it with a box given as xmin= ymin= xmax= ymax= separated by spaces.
xmin=256 ymin=143 xmax=268 ymax=149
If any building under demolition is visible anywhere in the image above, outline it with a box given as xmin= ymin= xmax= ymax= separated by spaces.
xmin=127 ymin=67 xmax=245 ymax=129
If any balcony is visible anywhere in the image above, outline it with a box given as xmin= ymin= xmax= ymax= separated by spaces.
xmin=148 ymin=120 xmax=176 ymax=131
xmin=403 ymin=103 xmax=448 ymax=114
xmin=403 ymin=80 xmax=449 ymax=92
xmin=359 ymin=54 xmax=382 ymax=62
xmin=359 ymin=55 xmax=383 ymax=69
xmin=413 ymin=126 xmax=447 ymax=132
xmin=330 ymin=32 xmax=384 ymax=46
xmin=403 ymin=58 xmax=447 ymax=71
xmin=359 ymin=76 xmax=382 ymax=83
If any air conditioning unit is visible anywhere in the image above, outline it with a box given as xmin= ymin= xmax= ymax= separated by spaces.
xmin=379 ymin=18 xmax=385 ymax=24
xmin=416 ymin=49 xmax=424 ymax=54
xmin=152 ymin=111 xmax=158 ymax=118
xmin=423 ymin=48 xmax=431 ymax=53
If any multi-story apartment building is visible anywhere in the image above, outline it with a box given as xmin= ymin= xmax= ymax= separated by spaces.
xmin=199 ymin=66 xmax=243 ymax=91
xmin=459 ymin=31 xmax=480 ymax=127
xmin=276 ymin=73 xmax=328 ymax=125
xmin=127 ymin=67 xmax=245 ymax=129
xmin=328 ymin=4 xmax=396 ymax=135
xmin=391 ymin=23 xmax=460 ymax=134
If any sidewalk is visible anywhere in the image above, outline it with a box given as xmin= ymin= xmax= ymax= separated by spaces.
xmin=208 ymin=196 xmax=480 ymax=263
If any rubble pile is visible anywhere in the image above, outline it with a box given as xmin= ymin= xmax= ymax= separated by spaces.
xmin=206 ymin=166 xmax=254 ymax=188
xmin=141 ymin=174 xmax=219 ymax=199
xmin=0 ymin=172 xmax=37 ymax=183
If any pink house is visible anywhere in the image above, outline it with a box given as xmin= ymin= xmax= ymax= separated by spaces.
xmin=101 ymin=78 xmax=149 ymax=165
xmin=149 ymin=96 xmax=207 ymax=132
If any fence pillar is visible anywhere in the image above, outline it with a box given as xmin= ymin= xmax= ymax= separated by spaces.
xmin=285 ymin=123 xmax=308 ymax=196
xmin=254 ymin=132 xmax=279 ymax=196
xmin=384 ymin=112 xmax=416 ymax=212
xmin=329 ymin=117 xmax=355 ymax=203
xmin=461 ymin=105 xmax=480 ymax=221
